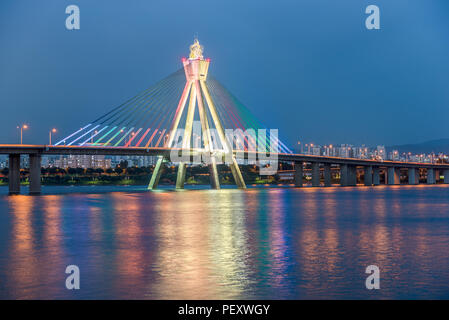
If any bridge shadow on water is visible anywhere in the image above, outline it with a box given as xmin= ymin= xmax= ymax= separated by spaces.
xmin=1 ymin=184 xmax=449 ymax=299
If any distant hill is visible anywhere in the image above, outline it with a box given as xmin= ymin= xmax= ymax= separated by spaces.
xmin=387 ymin=139 xmax=449 ymax=154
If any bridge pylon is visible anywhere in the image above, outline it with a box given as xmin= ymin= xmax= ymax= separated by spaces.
xmin=148 ymin=39 xmax=246 ymax=190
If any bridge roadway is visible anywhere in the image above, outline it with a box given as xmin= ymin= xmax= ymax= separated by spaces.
xmin=1 ymin=144 xmax=449 ymax=194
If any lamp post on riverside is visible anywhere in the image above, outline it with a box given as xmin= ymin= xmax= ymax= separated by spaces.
xmin=17 ymin=124 xmax=28 ymax=144
xmin=49 ymin=128 xmax=56 ymax=145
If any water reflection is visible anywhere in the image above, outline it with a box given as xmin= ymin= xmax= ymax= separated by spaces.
xmin=1 ymin=185 xmax=449 ymax=299
xmin=7 ymin=196 xmax=36 ymax=299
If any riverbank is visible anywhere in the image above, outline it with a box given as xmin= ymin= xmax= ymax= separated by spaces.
xmin=0 ymin=164 xmax=280 ymax=186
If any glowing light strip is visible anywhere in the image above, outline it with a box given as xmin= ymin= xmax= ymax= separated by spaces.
xmin=114 ymin=127 xmax=135 ymax=147
xmin=55 ymin=124 xmax=91 ymax=146
xmin=93 ymin=126 xmax=117 ymax=145
xmin=144 ymin=129 xmax=159 ymax=148
xmin=68 ymin=125 xmax=100 ymax=146
xmin=154 ymin=129 xmax=166 ymax=148
xmin=124 ymin=128 xmax=142 ymax=147
xmin=80 ymin=126 xmax=108 ymax=146
xmin=135 ymin=128 xmax=151 ymax=147
xmin=150 ymin=105 xmax=178 ymax=144
xmin=104 ymin=127 xmax=126 ymax=146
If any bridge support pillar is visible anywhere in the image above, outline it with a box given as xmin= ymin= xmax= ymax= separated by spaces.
xmin=176 ymin=163 xmax=187 ymax=189
xmin=444 ymin=169 xmax=449 ymax=184
xmin=348 ymin=165 xmax=357 ymax=186
xmin=340 ymin=164 xmax=348 ymax=187
xmin=148 ymin=156 xmax=165 ymax=190
xmin=387 ymin=167 xmax=400 ymax=185
xmin=340 ymin=164 xmax=356 ymax=187
xmin=29 ymin=154 xmax=41 ymax=195
xmin=373 ymin=167 xmax=380 ymax=186
xmin=323 ymin=163 xmax=331 ymax=187
xmin=294 ymin=162 xmax=303 ymax=187
xmin=408 ymin=168 xmax=419 ymax=185
xmin=311 ymin=163 xmax=320 ymax=187
xmin=427 ymin=168 xmax=436 ymax=184
xmin=208 ymin=157 xmax=220 ymax=190
xmin=364 ymin=166 xmax=373 ymax=186
xmin=8 ymin=154 xmax=21 ymax=195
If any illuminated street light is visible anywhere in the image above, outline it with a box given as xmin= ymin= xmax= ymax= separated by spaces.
xmin=49 ymin=128 xmax=57 ymax=145
xmin=17 ymin=124 xmax=28 ymax=144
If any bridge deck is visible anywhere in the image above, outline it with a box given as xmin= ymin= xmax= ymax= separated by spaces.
xmin=0 ymin=144 xmax=448 ymax=169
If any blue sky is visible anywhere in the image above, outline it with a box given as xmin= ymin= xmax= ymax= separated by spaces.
xmin=1 ymin=0 xmax=448 ymax=147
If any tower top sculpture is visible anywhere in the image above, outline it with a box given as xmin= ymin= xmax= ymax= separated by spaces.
xmin=189 ymin=38 xmax=204 ymax=60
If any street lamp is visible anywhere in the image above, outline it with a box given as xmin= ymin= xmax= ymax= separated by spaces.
xmin=165 ymin=133 xmax=169 ymax=147
xmin=17 ymin=124 xmax=28 ymax=144
xmin=49 ymin=128 xmax=57 ymax=145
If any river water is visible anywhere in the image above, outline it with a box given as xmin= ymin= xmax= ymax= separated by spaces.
xmin=1 ymin=184 xmax=449 ymax=299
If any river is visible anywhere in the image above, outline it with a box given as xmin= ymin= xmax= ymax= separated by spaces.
xmin=1 ymin=185 xmax=449 ymax=299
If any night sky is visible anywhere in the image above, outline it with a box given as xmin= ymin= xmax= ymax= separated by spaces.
xmin=1 ymin=0 xmax=448 ymax=147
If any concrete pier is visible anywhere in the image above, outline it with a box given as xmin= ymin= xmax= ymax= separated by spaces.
xmin=364 ymin=166 xmax=373 ymax=186
xmin=208 ymin=160 xmax=220 ymax=190
xmin=294 ymin=162 xmax=303 ymax=187
xmin=444 ymin=169 xmax=449 ymax=184
xmin=340 ymin=164 xmax=348 ymax=186
xmin=148 ymin=156 xmax=165 ymax=190
xmin=8 ymin=154 xmax=20 ymax=195
xmin=408 ymin=168 xmax=419 ymax=185
xmin=387 ymin=167 xmax=400 ymax=185
xmin=341 ymin=164 xmax=356 ymax=187
xmin=311 ymin=162 xmax=320 ymax=187
xmin=427 ymin=168 xmax=436 ymax=184
xmin=29 ymin=154 xmax=42 ymax=195
xmin=348 ymin=165 xmax=357 ymax=186
xmin=323 ymin=163 xmax=332 ymax=187
xmin=373 ymin=167 xmax=380 ymax=185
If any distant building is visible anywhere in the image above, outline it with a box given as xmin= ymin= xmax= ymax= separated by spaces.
xmin=388 ymin=150 xmax=400 ymax=161
xmin=375 ymin=145 xmax=386 ymax=160
xmin=54 ymin=155 xmax=111 ymax=169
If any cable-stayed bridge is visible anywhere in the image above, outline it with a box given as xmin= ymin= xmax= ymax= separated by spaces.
xmin=1 ymin=39 xmax=449 ymax=194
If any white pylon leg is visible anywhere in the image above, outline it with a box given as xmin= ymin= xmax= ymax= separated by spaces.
xmin=195 ymin=81 xmax=220 ymax=189
xmin=176 ymin=83 xmax=197 ymax=189
xmin=200 ymin=80 xmax=246 ymax=189
xmin=148 ymin=155 xmax=165 ymax=190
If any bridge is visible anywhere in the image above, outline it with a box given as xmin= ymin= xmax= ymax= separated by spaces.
xmin=2 ymin=39 xmax=449 ymax=194
xmin=1 ymin=144 xmax=448 ymax=195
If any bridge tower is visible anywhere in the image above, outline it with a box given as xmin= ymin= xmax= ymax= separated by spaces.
xmin=148 ymin=39 xmax=246 ymax=190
